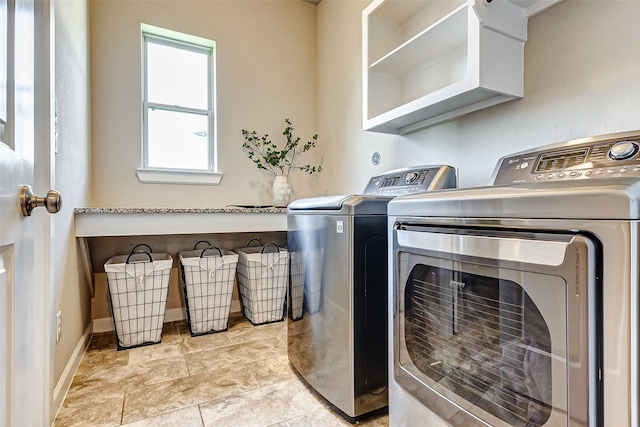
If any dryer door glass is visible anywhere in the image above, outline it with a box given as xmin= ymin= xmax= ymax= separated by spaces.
xmin=403 ymin=263 xmax=558 ymax=426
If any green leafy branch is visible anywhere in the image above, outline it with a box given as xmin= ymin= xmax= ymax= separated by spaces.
xmin=242 ymin=118 xmax=323 ymax=177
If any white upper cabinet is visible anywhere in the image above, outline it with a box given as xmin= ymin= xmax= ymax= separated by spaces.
xmin=362 ymin=0 xmax=562 ymax=134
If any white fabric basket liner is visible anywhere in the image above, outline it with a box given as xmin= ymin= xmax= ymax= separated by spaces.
xmin=235 ymin=246 xmax=289 ymax=325
xmin=179 ymin=249 xmax=238 ymax=334
xmin=104 ymin=253 xmax=173 ymax=349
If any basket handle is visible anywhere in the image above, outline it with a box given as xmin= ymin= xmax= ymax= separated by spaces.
xmin=246 ymin=238 xmax=263 ymax=247
xmin=130 ymin=243 xmax=153 ymax=254
xmin=200 ymin=246 xmax=223 ymax=258
xmin=194 ymin=240 xmax=212 ymax=250
xmin=261 ymin=243 xmax=280 ymax=254
xmin=126 ymin=251 xmax=153 ymax=264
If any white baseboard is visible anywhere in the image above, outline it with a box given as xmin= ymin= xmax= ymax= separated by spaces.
xmin=52 ymin=323 xmax=92 ymax=422
xmin=92 ymin=302 xmax=242 ymax=333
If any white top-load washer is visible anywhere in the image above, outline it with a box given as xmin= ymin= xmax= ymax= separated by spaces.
xmin=286 ymin=165 xmax=457 ymax=423
xmin=388 ymin=130 xmax=640 ymax=427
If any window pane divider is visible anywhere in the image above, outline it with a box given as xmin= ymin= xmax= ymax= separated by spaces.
xmin=145 ymin=101 xmax=211 ymax=116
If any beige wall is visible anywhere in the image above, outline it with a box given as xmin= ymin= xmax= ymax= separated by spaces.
xmin=316 ymin=0 xmax=640 ymax=194
xmin=53 ymin=0 xmax=91 ymax=414
xmin=89 ymin=0 xmax=320 ymax=208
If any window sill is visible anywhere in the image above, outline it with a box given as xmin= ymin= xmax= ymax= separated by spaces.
xmin=136 ymin=168 xmax=222 ymax=185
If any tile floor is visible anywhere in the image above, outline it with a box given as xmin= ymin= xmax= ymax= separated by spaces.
xmin=54 ymin=315 xmax=389 ymax=426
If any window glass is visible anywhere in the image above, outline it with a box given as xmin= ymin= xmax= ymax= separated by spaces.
xmin=146 ymin=41 xmax=208 ymax=109
xmin=401 ymin=261 xmax=562 ymax=426
xmin=147 ymin=108 xmax=208 ymax=170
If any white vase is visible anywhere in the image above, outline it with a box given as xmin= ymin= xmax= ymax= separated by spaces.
xmin=272 ymin=176 xmax=292 ymax=207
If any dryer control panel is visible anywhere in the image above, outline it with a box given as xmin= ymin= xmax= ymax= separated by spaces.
xmin=492 ymin=131 xmax=640 ymax=185
xmin=363 ymin=165 xmax=457 ymax=196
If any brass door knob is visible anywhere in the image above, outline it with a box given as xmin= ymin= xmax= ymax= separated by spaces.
xmin=19 ymin=185 xmax=62 ymax=217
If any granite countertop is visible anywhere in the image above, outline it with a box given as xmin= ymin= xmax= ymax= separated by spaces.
xmin=74 ymin=206 xmax=287 ymax=214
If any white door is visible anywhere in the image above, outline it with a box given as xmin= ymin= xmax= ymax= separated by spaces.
xmin=0 ymin=0 xmax=53 ymax=425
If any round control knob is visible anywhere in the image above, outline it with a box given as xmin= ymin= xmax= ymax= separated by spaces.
xmin=405 ymin=172 xmax=419 ymax=184
xmin=608 ymin=140 xmax=639 ymax=161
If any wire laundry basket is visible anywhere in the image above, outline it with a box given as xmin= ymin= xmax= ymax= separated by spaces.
xmin=235 ymin=241 xmax=289 ymax=325
xmin=179 ymin=241 xmax=238 ymax=336
xmin=104 ymin=244 xmax=173 ymax=350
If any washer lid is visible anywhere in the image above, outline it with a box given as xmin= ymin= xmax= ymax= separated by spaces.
xmin=288 ymin=194 xmax=394 ymax=215
xmin=288 ymin=195 xmax=352 ymax=210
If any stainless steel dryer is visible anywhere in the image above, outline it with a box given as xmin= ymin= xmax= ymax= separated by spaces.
xmin=388 ymin=130 xmax=640 ymax=427
xmin=287 ymin=165 xmax=457 ymax=423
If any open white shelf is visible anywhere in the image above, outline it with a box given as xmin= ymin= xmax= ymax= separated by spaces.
xmin=370 ymin=5 xmax=467 ymax=76
xmin=362 ymin=0 xmax=562 ymax=134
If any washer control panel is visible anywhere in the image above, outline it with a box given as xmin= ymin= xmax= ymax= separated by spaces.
xmin=363 ymin=165 xmax=457 ymax=195
xmin=492 ymin=132 xmax=640 ymax=185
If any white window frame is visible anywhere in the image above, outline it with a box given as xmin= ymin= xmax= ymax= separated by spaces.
xmin=137 ymin=24 xmax=221 ymax=185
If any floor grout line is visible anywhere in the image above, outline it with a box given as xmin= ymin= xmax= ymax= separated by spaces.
xmin=119 ymin=390 xmax=126 ymax=426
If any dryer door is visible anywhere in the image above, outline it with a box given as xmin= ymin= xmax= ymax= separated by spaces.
xmin=392 ymin=226 xmax=600 ymax=427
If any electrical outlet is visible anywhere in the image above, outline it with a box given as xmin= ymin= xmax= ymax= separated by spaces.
xmin=56 ymin=311 xmax=62 ymax=343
